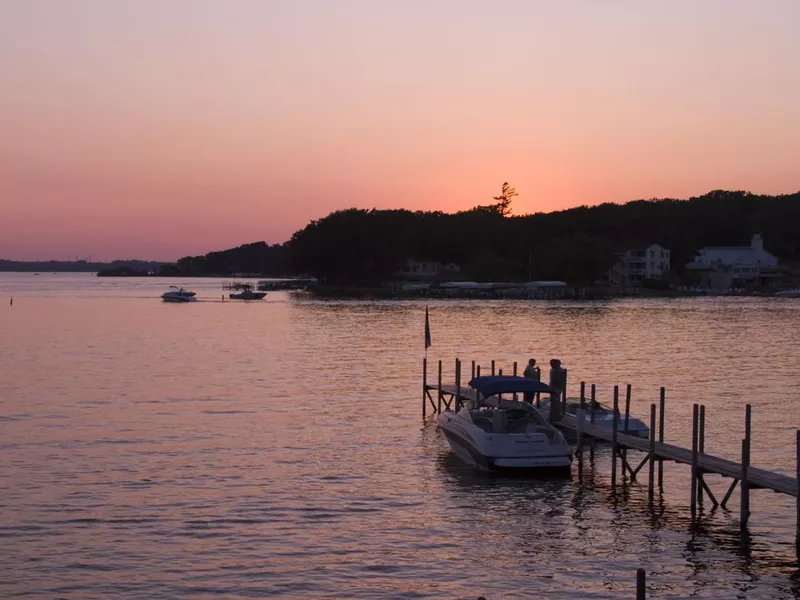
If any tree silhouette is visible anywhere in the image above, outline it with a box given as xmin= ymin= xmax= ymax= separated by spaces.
xmin=493 ymin=182 xmax=518 ymax=216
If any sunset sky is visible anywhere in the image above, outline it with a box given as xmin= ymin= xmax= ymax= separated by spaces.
xmin=2 ymin=1 xmax=799 ymax=261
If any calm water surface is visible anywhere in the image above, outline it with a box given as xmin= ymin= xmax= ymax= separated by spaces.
xmin=2 ymin=273 xmax=800 ymax=599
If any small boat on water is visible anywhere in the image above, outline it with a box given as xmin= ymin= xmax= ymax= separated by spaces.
xmin=161 ymin=286 xmax=197 ymax=303
xmin=437 ymin=375 xmax=573 ymax=471
xmin=776 ymin=289 xmax=800 ymax=298
xmin=540 ymin=397 xmax=650 ymax=438
xmin=228 ymin=283 xmax=266 ymax=300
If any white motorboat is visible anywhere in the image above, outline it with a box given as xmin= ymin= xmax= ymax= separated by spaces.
xmin=437 ymin=376 xmax=573 ymax=471
xmin=161 ymin=286 xmax=197 ymax=303
xmin=541 ymin=397 xmax=650 ymax=438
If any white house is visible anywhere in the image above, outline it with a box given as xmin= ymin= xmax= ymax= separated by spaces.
xmin=686 ymin=234 xmax=778 ymax=289
xmin=607 ymin=244 xmax=671 ymax=286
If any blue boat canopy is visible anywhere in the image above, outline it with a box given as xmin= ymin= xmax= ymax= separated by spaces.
xmin=469 ymin=375 xmax=554 ymax=397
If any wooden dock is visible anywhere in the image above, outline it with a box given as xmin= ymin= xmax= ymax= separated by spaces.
xmin=422 ymin=357 xmax=800 ymax=552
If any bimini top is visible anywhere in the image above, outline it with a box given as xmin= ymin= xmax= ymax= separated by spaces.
xmin=469 ymin=375 xmax=554 ymax=397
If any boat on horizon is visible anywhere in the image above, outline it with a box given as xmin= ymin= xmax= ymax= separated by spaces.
xmin=437 ymin=375 xmax=573 ymax=472
xmin=228 ymin=283 xmax=267 ymax=300
xmin=161 ymin=286 xmax=197 ymax=303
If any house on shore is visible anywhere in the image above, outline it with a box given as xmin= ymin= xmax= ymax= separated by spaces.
xmin=685 ymin=234 xmax=779 ymax=289
xmin=606 ymin=244 xmax=671 ymax=287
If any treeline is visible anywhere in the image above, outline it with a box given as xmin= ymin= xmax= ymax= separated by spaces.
xmin=175 ymin=242 xmax=290 ymax=276
xmin=174 ymin=190 xmax=800 ymax=285
xmin=288 ymin=190 xmax=800 ymax=285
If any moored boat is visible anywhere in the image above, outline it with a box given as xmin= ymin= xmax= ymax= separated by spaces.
xmin=437 ymin=375 xmax=573 ymax=471
xmin=541 ymin=397 xmax=650 ymax=438
xmin=228 ymin=283 xmax=266 ymax=300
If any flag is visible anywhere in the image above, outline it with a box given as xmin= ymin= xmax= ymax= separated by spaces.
xmin=424 ymin=305 xmax=431 ymax=350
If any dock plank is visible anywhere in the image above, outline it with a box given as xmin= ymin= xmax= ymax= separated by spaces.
xmin=429 ymin=383 xmax=798 ymax=498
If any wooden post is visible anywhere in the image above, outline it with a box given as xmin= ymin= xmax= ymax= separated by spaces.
xmin=745 ymin=403 xmax=752 ymax=444
xmin=691 ymin=403 xmax=698 ymax=513
xmin=437 ymin=360 xmax=443 ymax=414
xmin=658 ymin=387 xmax=665 ymax=487
xmin=612 ymin=385 xmax=619 ymax=485
xmin=636 ymin=568 xmax=646 ymax=600
xmin=471 ymin=360 xmax=476 ymax=379
xmin=623 ymin=383 xmax=631 ymax=462
xmin=513 ymin=361 xmax=518 ymax=401
xmin=740 ymin=404 xmax=751 ymax=529
xmin=796 ymin=430 xmax=799 ymax=550
xmin=741 ymin=437 xmax=750 ymax=528
xmin=491 ymin=360 xmax=495 ymax=376
xmin=576 ymin=408 xmax=585 ymax=466
xmin=563 ymin=368 xmax=568 ymax=409
xmin=498 ymin=368 xmax=503 ymax=376
xmin=477 ymin=365 xmax=481 ymax=377
xmin=422 ymin=358 xmax=427 ymax=417
xmin=648 ymin=403 xmax=656 ymax=505
xmin=455 ymin=359 xmax=462 ymax=412
xmin=698 ymin=404 xmax=705 ymax=506
xmin=590 ymin=384 xmax=596 ymax=460
xmin=624 ymin=384 xmax=632 ymax=433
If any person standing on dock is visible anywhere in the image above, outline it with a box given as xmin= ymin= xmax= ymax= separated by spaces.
xmin=522 ymin=358 xmax=540 ymax=404
xmin=548 ymin=359 xmax=566 ymax=422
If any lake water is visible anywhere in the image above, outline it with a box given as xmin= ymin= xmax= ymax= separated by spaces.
xmin=2 ymin=272 xmax=800 ymax=599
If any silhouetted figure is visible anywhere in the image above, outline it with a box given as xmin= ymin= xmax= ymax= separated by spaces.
xmin=549 ymin=359 xmax=566 ymax=422
xmin=522 ymin=358 xmax=540 ymax=404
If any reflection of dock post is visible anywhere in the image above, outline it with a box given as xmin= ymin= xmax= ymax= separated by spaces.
xmin=648 ymin=403 xmax=656 ymax=505
xmin=611 ymin=385 xmax=619 ymax=485
xmin=422 ymin=358 xmax=427 ymax=417
xmin=658 ymin=387 xmax=665 ymax=487
xmin=690 ymin=403 xmax=699 ymax=514
xmin=437 ymin=360 xmax=443 ymax=413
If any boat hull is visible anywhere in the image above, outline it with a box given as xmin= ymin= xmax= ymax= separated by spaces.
xmin=438 ymin=412 xmax=573 ymax=471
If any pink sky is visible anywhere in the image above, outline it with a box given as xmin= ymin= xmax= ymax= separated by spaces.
xmin=2 ymin=0 xmax=799 ymax=261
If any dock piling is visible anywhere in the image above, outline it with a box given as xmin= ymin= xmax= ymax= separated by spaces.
xmin=612 ymin=386 xmax=619 ymax=485
xmin=491 ymin=360 xmax=495 ymax=376
xmin=741 ymin=437 xmax=751 ymax=528
xmin=471 ymin=360 xmax=476 ymax=379
xmin=590 ymin=384 xmax=596 ymax=460
xmin=691 ymin=404 xmax=699 ymax=513
xmin=455 ymin=359 xmax=462 ymax=411
xmin=648 ymin=403 xmax=656 ymax=505
xmin=623 ymin=384 xmax=631 ymax=462
xmin=513 ymin=362 xmax=518 ymax=401
xmin=699 ymin=404 xmax=706 ymax=506
xmin=658 ymin=387 xmax=665 ymax=487
xmin=437 ymin=360 xmax=443 ymax=414
xmin=576 ymin=407 xmax=585 ymax=465
xmin=636 ymin=568 xmax=646 ymax=600
xmin=580 ymin=381 xmax=586 ymax=410
xmin=796 ymin=430 xmax=799 ymax=550
xmin=422 ymin=358 xmax=428 ymax=417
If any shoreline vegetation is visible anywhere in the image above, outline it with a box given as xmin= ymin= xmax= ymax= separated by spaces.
xmin=3 ymin=190 xmax=799 ymax=299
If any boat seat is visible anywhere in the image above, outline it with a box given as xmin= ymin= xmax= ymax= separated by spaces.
xmin=491 ymin=410 xmax=507 ymax=434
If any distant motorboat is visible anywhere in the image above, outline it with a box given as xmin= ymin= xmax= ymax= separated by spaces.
xmin=775 ymin=289 xmax=800 ymax=298
xmin=228 ymin=284 xmax=266 ymax=300
xmin=161 ymin=286 xmax=197 ymax=303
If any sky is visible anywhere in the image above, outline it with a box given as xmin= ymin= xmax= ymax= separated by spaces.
xmin=2 ymin=1 xmax=800 ymax=261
